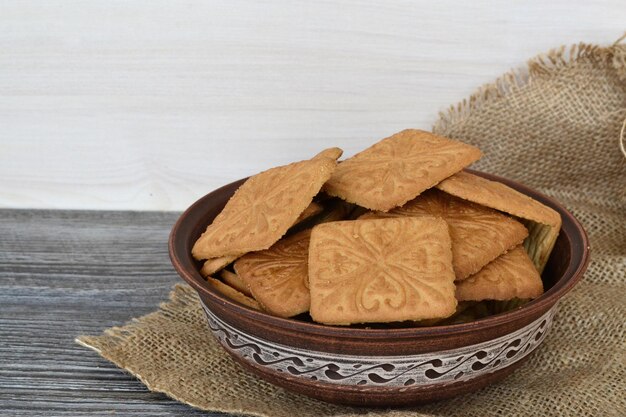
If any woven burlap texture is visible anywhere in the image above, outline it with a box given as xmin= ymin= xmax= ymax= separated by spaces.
xmin=77 ymin=41 xmax=626 ymax=417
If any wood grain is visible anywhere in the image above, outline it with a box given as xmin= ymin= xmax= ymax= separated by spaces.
xmin=0 ymin=209 xmax=229 ymax=416
xmin=1 ymin=1 xmax=624 ymax=211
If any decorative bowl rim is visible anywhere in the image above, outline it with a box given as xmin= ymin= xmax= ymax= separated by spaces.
xmin=169 ymin=169 xmax=590 ymax=339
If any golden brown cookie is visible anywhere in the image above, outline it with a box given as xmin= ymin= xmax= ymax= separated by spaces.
xmin=308 ymin=217 xmax=457 ymax=325
xmin=323 ymin=129 xmax=481 ymax=211
xmin=360 ymin=189 xmax=528 ymax=280
xmin=234 ymin=229 xmax=311 ymax=318
xmin=206 ymin=277 xmax=261 ymax=310
xmin=436 ymin=171 xmax=561 ymax=273
xmin=314 ymin=147 xmax=343 ymax=160
xmin=455 ymin=246 xmax=544 ymax=302
xmin=192 ymin=149 xmax=340 ymax=260
xmin=200 ymin=254 xmax=241 ymax=277
xmin=199 ymin=201 xmax=323 ymax=276
xmin=219 ymin=269 xmax=252 ymax=297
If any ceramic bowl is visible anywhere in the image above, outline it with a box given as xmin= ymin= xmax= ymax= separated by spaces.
xmin=169 ymin=170 xmax=589 ymax=406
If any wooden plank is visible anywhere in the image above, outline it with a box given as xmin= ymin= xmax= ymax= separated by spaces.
xmin=0 ymin=1 xmax=624 ymax=211
xmin=0 ymin=209 xmax=231 ymax=416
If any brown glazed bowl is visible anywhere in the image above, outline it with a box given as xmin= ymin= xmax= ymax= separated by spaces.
xmin=169 ymin=170 xmax=589 ymax=407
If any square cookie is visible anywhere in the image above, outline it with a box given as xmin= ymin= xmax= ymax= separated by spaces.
xmin=206 ymin=277 xmax=261 ymax=311
xmin=436 ymin=171 xmax=561 ymax=273
xmin=323 ymin=129 xmax=481 ymax=211
xmin=234 ymin=229 xmax=311 ymax=318
xmin=192 ymin=148 xmax=340 ymax=260
xmin=308 ymin=217 xmax=457 ymax=325
xmin=360 ymin=189 xmax=528 ymax=280
xmin=455 ymin=245 xmax=544 ymax=301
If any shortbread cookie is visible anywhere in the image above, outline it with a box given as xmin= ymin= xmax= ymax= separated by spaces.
xmin=324 ymin=129 xmax=481 ymax=211
xmin=455 ymin=246 xmax=544 ymax=301
xmin=234 ymin=229 xmax=311 ymax=318
xmin=200 ymin=254 xmax=241 ymax=277
xmin=199 ymin=201 xmax=324 ymax=276
xmin=436 ymin=171 xmax=561 ymax=272
xmin=192 ymin=149 xmax=340 ymax=260
xmin=206 ymin=277 xmax=261 ymax=310
xmin=308 ymin=217 xmax=457 ymax=325
xmin=315 ymin=147 xmax=343 ymax=160
xmin=360 ymin=190 xmax=528 ymax=280
xmin=219 ymin=269 xmax=252 ymax=297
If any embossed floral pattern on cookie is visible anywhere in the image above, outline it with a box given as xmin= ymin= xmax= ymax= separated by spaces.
xmin=436 ymin=171 xmax=561 ymax=227
xmin=436 ymin=171 xmax=562 ymax=273
xmin=361 ymin=190 xmax=528 ymax=280
xmin=192 ymin=150 xmax=339 ymax=260
xmin=456 ymin=245 xmax=544 ymax=301
xmin=308 ymin=217 xmax=457 ymax=325
xmin=324 ymin=129 xmax=481 ymax=211
xmin=235 ymin=229 xmax=312 ymax=318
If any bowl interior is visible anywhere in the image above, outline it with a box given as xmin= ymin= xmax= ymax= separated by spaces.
xmin=169 ymin=170 xmax=589 ymax=335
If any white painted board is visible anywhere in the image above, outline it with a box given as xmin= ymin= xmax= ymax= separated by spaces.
xmin=1 ymin=0 xmax=624 ymax=210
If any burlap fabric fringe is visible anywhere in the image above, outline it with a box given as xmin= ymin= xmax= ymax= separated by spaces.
xmin=77 ymin=40 xmax=626 ymax=417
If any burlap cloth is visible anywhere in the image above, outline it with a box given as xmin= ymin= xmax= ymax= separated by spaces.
xmin=77 ymin=40 xmax=626 ymax=416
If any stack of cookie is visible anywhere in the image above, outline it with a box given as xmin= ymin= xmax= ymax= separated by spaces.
xmin=191 ymin=129 xmax=561 ymax=326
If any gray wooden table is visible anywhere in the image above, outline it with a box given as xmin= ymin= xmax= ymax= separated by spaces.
xmin=0 ymin=209 xmax=234 ymax=416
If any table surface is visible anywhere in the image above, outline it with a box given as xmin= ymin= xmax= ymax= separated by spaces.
xmin=0 ymin=209 xmax=235 ymax=416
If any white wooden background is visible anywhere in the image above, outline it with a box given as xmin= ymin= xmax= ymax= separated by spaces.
xmin=1 ymin=1 xmax=624 ymax=211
